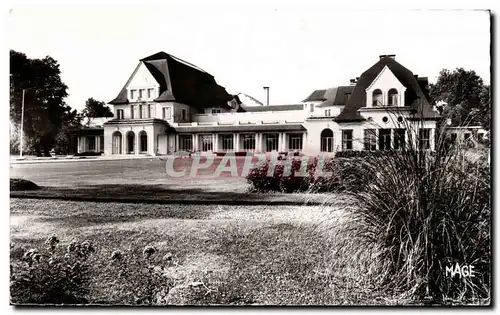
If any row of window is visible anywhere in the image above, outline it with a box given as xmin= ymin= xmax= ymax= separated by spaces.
xmin=449 ymin=132 xmax=484 ymax=142
xmin=115 ymin=106 xmax=188 ymax=120
xmin=321 ymin=128 xmax=431 ymax=152
xmin=110 ymin=131 xmax=148 ymax=154
xmin=130 ymin=104 xmax=152 ymax=119
xmin=130 ymin=88 xmax=155 ymax=100
xmin=178 ymin=133 xmax=304 ymax=152
xmin=372 ymin=88 xmax=399 ymax=106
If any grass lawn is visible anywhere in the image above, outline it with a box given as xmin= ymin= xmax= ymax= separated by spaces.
xmin=10 ymin=157 xmax=332 ymax=205
xmin=10 ymin=197 xmax=398 ymax=305
xmin=10 ymin=157 xmax=252 ymax=190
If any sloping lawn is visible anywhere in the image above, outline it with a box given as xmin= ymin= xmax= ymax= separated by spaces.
xmin=10 ymin=197 xmax=396 ymax=305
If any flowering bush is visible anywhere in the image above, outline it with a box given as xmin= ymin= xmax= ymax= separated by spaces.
xmin=10 ymin=236 xmax=94 ymax=304
xmin=11 ymin=237 xmax=176 ymax=305
xmin=101 ymin=245 xmax=174 ymax=305
xmin=246 ymin=156 xmax=372 ymax=193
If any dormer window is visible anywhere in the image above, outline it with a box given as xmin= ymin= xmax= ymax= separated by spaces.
xmin=388 ymin=89 xmax=398 ymax=106
xmin=130 ymin=89 xmax=136 ymax=99
xmin=372 ymin=89 xmax=383 ymax=106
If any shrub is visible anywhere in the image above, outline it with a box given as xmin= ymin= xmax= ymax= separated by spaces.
xmin=10 ymin=178 xmax=40 ymax=191
xmin=10 ymin=238 xmax=175 ymax=305
xmin=99 ymin=246 xmax=174 ymax=305
xmin=246 ymin=158 xmax=320 ymax=193
xmin=341 ymin=118 xmax=491 ymax=304
xmin=10 ymin=236 xmax=94 ymax=304
xmin=246 ymin=155 xmax=374 ymax=193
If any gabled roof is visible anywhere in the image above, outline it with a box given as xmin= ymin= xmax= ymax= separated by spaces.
xmin=302 ymin=89 xmax=327 ymax=102
xmin=335 ymin=56 xmax=438 ymax=122
xmin=109 ymin=51 xmax=233 ymax=109
xmin=317 ymin=86 xmax=354 ymax=107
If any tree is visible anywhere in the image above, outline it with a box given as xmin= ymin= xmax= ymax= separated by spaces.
xmin=10 ymin=50 xmax=71 ymax=156
xmin=53 ymin=107 xmax=82 ymax=155
xmin=429 ymin=68 xmax=490 ymax=130
xmin=82 ymin=98 xmax=114 ymax=123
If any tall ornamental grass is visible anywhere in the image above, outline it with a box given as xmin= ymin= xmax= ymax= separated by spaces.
xmin=341 ymin=112 xmax=490 ymax=304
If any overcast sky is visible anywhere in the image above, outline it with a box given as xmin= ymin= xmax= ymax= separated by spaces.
xmin=8 ymin=5 xmax=490 ymax=111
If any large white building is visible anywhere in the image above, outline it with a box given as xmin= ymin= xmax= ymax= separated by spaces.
xmin=76 ymin=52 xmax=443 ymax=156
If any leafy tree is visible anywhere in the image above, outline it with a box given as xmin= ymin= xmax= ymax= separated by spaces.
xmin=53 ymin=107 xmax=82 ymax=155
xmin=429 ymin=68 xmax=490 ymax=130
xmin=10 ymin=50 xmax=71 ymax=156
xmin=82 ymin=97 xmax=114 ymax=122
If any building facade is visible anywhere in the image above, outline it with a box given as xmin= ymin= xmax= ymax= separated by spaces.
xmin=77 ymin=52 xmax=444 ymax=156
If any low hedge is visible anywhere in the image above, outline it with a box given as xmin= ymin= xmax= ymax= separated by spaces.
xmin=10 ymin=178 xmax=40 ymax=191
xmin=246 ymin=156 xmax=374 ymax=193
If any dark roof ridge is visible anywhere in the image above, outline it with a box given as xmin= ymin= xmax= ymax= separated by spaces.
xmin=141 ymin=51 xmax=209 ymax=74
xmin=335 ymin=56 xmax=438 ymax=122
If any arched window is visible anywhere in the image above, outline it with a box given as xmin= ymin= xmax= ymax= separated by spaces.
xmin=372 ymin=89 xmax=383 ymax=106
xmin=139 ymin=130 xmax=148 ymax=153
xmin=112 ymin=131 xmax=122 ymax=155
xmin=321 ymin=129 xmax=334 ymax=152
xmin=126 ymin=131 xmax=135 ymax=154
xmin=388 ymin=88 xmax=398 ymax=106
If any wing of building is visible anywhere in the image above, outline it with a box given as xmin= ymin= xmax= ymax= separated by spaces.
xmin=75 ymin=53 xmax=444 ymax=156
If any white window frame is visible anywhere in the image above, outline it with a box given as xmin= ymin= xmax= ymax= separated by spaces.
xmin=178 ymin=135 xmax=193 ymax=151
xmin=321 ymin=131 xmax=334 ymax=153
xmin=220 ymin=134 xmax=234 ymax=152
xmin=372 ymin=89 xmax=383 ymax=106
xmin=241 ymin=134 xmax=256 ymax=151
xmin=379 ymin=129 xmax=391 ymax=151
xmin=162 ymin=107 xmax=171 ymax=119
xmin=419 ymin=129 xmax=431 ymax=150
xmin=287 ymin=133 xmax=303 ymax=151
xmin=364 ymin=129 xmax=376 ymax=151
xmin=394 ymin=128 xmax=406 ymax=150
xmin=199 ymin=134 xmax=213 ymax=152
xmin=388 ymin=89 xmax=399 ymax=106
xmin=264 ymin=133 xmax=279 ymax=152
xmin=342 ymin=130 xmax=353 ymax=151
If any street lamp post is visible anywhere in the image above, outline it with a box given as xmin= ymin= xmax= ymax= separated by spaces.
xmin=19 ymin=89 xmax=25 ymax=158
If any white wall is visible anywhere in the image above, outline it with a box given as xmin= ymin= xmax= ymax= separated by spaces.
xmin=313 ymin=105 xmax=344 ymax=118
xmin=126 ymin=62 xmax=160 ymax=102
xmin=103 ymin=123 xmax=165 ymax=156
xmin=302 ymin=120 xmax=340 ymax=155
xmin=192 ymin=110 xmax=305 ymax=124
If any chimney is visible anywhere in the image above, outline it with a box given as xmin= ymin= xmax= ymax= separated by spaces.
xmin=263 ymin=86 xmax=270 ymax=106
xmin=349 ymin=78 xmax=357 ymax=86
xmin=379 ymin=54 xmax=396 ymax=60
